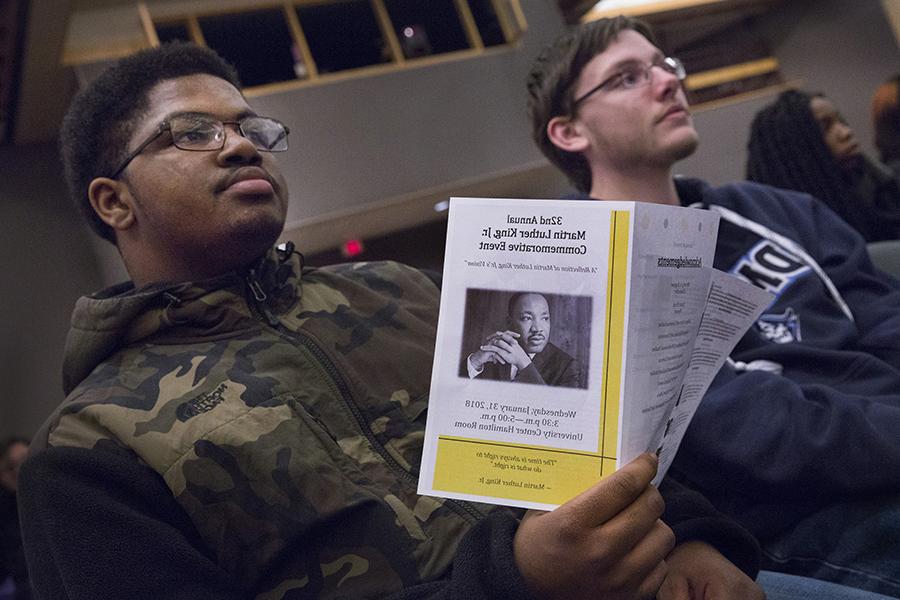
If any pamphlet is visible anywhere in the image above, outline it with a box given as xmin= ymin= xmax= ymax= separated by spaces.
xmin=418 ymin=197 xmax=772 ymax=511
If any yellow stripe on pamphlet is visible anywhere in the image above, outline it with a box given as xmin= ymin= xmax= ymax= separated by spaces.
xmin=432 ymin=436 xmax=615 ymax=505
xmin=599 ymin=211 xmax=630 ymax=477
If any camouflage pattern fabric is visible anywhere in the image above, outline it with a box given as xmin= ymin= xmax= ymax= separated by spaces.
xmin=40 ymin=247 xmax=498 ymax=598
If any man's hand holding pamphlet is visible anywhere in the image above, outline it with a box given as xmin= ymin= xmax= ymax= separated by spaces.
xmin=419 ymin=197 xmax=773 ymax=510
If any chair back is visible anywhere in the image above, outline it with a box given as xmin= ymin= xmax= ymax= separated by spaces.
xmin=867 ymin=240 xmax=900 ymax=279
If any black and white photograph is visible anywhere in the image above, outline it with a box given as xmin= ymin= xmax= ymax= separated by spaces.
xmin=457 ymin=288 xmax=592 ymax=389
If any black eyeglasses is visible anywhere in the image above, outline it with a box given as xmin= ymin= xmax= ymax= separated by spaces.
xmin=109 ymin=114 xmax=290 ymax=178
xmin=573 ymin=56 xmax=686 ymax=106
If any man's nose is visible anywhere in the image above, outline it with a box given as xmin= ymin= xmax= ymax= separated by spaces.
xmin=654 ymin=66 xmax=680 ymax=99
xmin=218 ymin=124 xmax=262 ymax=165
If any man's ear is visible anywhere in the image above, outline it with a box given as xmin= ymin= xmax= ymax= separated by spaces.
xmin=547 ymin=116 xmax=589 ymax=154
xmin=88 ymin=177 xmax=136 ymax=232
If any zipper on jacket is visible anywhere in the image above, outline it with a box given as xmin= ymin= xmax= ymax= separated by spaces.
xmin=285 ymin=327 xmax=485 ymax=524
xmin=245 ymin=273 xmax=281 ymax=328
xmin=241 ymin=273 xmax=484 ymax=524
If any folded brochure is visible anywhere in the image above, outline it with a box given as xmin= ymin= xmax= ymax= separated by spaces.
xmin=418 ymin=197 xmax=772 ymax=511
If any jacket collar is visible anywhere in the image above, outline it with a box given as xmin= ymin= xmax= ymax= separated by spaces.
xmin=62 ymin=244 xmax=303 ymax=396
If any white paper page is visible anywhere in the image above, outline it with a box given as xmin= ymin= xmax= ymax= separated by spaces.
xmin=616 ymin=203 xmax=719 ymax=468
xmin=651 ymin=269 xmax=774 ymax=484
xmin=419 ymin=197 xmax=635 ymax=510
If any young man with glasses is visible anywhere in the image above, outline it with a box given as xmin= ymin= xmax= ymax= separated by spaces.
xmin=18 ymin=41 xmax=775 ymax=600
xmin=528 ymin=15 xmax=900 ymax=597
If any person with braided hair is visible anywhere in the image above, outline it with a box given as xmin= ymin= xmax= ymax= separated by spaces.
xmin=747 ymin=89 xmax=900 ymax=242
xmin=872 ymin=74 xmax=900 ymax=177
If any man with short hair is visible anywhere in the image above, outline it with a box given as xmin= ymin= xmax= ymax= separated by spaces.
xmin=467 ymin=292 xmax=586 ymax=388
xmin=0 ymin=436 xmax=30 ymax=600
xmin=18 ymin=41 xmax=767 ymax=599
xmin=527 ymin=15 xmax=900 ymax=596
xmin=0 ymin=438 xmax=26 ymax=495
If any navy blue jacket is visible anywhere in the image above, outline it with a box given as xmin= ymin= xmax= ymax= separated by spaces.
xmin=571 ymin=178 xmax=900 ymax=540
xmin=673 ymin=178 xmax=900 ymax=541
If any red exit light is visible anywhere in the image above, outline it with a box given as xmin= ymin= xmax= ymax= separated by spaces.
xmin=342 ymin=239 xmax=364 ymax=257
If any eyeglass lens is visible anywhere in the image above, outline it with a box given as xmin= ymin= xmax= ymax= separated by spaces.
xmin=622 ymin=58 xmax=685 ymax=89
xmin=169 ymin=116 xmax=288 ymax=152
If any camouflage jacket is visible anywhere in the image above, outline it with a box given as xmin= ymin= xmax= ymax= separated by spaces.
xmin=23 ymin=246 xmax=527 ymax=599
xmin=21 ymin=247 xmax=760 ymax=599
